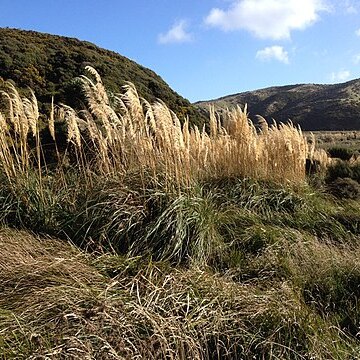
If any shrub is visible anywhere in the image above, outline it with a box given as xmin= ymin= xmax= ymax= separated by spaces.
xmin=326 ymin=160 xmax=353 ymax=182
xmin=328 ymin=177 xmax=360 ymax=200
xmin=327 ymin=147 xmax=354 ymax=161
xmin=352 ymin=162 xmax=360 ymax=182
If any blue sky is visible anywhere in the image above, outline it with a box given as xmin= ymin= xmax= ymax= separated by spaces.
xmin=1 ymin=0 xmax=360 ymax=102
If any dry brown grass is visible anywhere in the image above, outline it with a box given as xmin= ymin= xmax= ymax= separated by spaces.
xmin=0 ymin=82 xmax=40 ymax=181
xmin=307 ymin=130 xmax=360 ymax=143
xmin=305 ymin=130 xmax=360 ymax=153
xmin=0 ymin=67 xmax=309 ymax=193
xmin=72 ymin=67 xmax=309 ymax=188
xmin=1 ymin=228 xmax=355 ymax=359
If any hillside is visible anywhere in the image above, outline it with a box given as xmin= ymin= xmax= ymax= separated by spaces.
xmin=0 ymin=28 xmax=205 ymax=126
xmin=197 ymin=81 xmax=360 ymax=130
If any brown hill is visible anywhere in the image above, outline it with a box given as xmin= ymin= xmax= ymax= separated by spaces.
xmin=196 ymin=80 xmax=360 ymax=130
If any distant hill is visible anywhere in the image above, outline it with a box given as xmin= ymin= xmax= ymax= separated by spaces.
xmin=0 ymin=28 xmax=206 ymax=126
xmin=196 ymin=80 xmax=360 ymax=130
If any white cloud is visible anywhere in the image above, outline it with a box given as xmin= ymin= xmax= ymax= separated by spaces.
xmin=355 ymin=28 xmax=360 ymax=37
xmin=158 ymin=20 xmax=193 ymax=44
xmin=330 ymin=70 xmax=351 ymax=82
xmin=256 ymin=46 xmax=289 ymax=64
xmin=204 ymin=0 xmax=328 ymax=40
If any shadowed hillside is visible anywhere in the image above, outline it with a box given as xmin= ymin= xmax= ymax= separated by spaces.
xmin=197 ymin=80 xmax=360 ymax=130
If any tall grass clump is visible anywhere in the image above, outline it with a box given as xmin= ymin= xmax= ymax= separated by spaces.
xmin=0 ymin=82 xmax=41 ymax=182
xmin=48 ymin=67 xmax=308 ymax=188
xmin=0 ymin=66 xmax=310 ymax=256
xmin=0 ymin=67 xmax=309 ymax=190
xmin=73 ymin=68 xmax=308 ymax=188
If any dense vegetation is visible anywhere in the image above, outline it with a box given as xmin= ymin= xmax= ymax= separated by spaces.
xmin=0 ymin=68 xmax=360 ymax=359
xmin=197 ymin=82 xmax=360 ymax=130
xmin=0 ymin=28 xmax=206 ymax=126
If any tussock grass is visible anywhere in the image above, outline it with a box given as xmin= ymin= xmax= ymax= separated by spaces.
xmin=1 ymin=229 xmax=359 ymax=359
xmin=0 ymin=67 xmax=311 ymax=259
xmin=0 ymin=67 xmax=308 ymax=193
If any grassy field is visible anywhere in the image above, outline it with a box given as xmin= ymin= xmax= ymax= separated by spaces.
xmin=0 ymin=68 xmax=360 ymax=359
xmin=306 ymin=130 xmax=360 ymax=152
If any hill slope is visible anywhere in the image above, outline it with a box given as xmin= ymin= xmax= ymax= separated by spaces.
xmin=0 ymin=28 xmax=205 ymax=125
xmin=197 ymin=80 xmax=360 ymax=130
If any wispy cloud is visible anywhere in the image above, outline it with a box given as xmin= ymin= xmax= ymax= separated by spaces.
xmin=330 ymin=0 xmax=358 ymax=14
xmin=204 ymin=0 xmax=328 ymax=40
xmin=158 ymin=20 xmax=193 ymax=44
xmin=256 ymin=46 xmax=289 ymax=64
xmin=330 ymin=69 xmax=351 ymax=82
xmin=342 ymin=0 xmax=358 ymax=14
xmin=353 ymin=54 xmax=360 ymax=64
xmin=355 ymin=28 xmax=360 ymax=37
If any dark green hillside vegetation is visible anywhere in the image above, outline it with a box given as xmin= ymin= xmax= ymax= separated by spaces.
xmin=0 ymin=28 xmax=205 ymax=126
xmin=1 ymin=69 xmax=360 ymax=359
